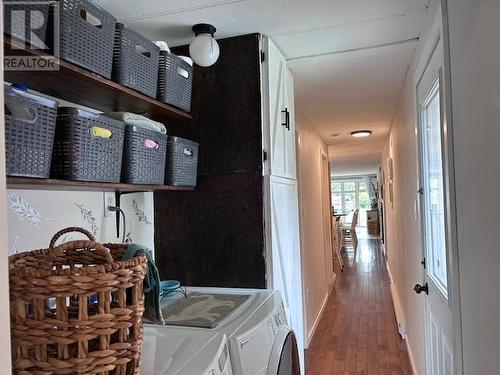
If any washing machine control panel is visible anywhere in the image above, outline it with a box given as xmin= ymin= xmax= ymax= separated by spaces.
xmin=266 ymin=300 xmax=288 ymax=337
xmin=207 ymin=336 xmax=233 ymax=375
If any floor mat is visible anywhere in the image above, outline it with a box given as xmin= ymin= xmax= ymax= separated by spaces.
xmin=161 ymin=292 xmax=250 ymax=328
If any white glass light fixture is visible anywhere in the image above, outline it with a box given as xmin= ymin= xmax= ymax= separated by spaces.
xmin=189 ymin=23 xmax=220 ymax=67
xmin=351 ymin=130 xmax=372 ymax=138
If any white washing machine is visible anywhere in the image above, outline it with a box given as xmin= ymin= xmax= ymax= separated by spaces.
xmin=158 ymin=287 xmax=301 ymax=375
xmin=142 ymin=323 xmax=233 ymax=375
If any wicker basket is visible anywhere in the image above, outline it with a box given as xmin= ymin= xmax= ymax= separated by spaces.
xmin=56 ymin=0 xmax=117 ymax=78
xmin=165 ymin=136 xmax=198 ymax=187
xmin=157 ymin=51 xmax=193 ymax=112
xmin=112 ymin=23 xmax=160 ymax=98
xmin=121 ymin=125 xmax=167 ymax=185
xmin=4 ymin=84 xmax=58 ymax=178
xmin=51 ymin=107 xmax=125 ymax=183
xmin=9 ymin=227 xmax=147 ymax=375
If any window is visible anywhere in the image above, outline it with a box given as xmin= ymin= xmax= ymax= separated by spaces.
xmin=420 ymin=79 xmax=448 ymax=295
xmin=331 ymin=180 xmax=370 ymax=213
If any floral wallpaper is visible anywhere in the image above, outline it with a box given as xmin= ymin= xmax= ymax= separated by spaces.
xmin=7 ymin=190 xmax=155 ymax=256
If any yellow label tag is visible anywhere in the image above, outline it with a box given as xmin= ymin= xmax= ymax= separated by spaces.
xmin=91 ymin=126 xmax=112 ymax=139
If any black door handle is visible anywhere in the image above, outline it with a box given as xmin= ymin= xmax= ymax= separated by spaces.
xmin=413 ymin=283 xmax=429 ymax=295
xmin=281 ymin=108 xmax=290 ymax=131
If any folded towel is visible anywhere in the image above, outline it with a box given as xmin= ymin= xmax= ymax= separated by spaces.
xmin=122 ymin=243 xmax=164 ymax=323
xmin=103 ymin=112 xmax=167 ymax=135
xmin=154 ymin=41 xmax=170 ymax=52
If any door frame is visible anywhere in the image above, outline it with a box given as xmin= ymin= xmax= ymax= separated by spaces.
xmin=413 ymin=5 xmax=463 ymax=374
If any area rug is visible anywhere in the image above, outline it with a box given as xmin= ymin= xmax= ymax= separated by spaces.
xmin=161 ymin=292 xmax=250 ymax=328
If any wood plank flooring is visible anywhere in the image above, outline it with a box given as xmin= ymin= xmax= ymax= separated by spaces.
xmin=305 ymin=235 xmax=413 ymax=375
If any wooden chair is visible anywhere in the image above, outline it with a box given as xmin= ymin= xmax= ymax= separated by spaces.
xmin=340 ymin=209 xmax=359 ymax=250
xmin=332 ymin=216 xmax=344 ymax=271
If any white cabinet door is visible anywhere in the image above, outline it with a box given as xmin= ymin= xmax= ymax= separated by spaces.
xmin=267 ymin=175 xmax=304 ymax=373
xmin=263 ymin=38 xmax=297 ymax=180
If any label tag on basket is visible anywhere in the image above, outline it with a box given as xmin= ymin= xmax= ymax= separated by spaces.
xmin=183 ymin=147 xmax=193 ymax=156
xmin=145 ymin=139 xmax=159 ymax=149
xmin=91 ymin=126 xmax=112 ymax=139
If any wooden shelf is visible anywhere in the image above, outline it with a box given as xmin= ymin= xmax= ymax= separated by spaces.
xmin=4 ymin=36 xmax=192 ymax=122
xmin=7 ymin=177 xmax=195 ymax=193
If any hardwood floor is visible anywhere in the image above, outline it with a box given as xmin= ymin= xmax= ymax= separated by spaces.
xmin=305 ymin=234 xmax=413 ymax=375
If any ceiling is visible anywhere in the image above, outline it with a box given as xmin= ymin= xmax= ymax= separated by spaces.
xmin=95 ymin=0 xmax=431 ymax=176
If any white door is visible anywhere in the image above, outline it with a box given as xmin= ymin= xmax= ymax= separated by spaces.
xmin=264 ymin=38 xmax=296 ymax=180
xmin=416 ymin=37 xmax=456 ymax=375
xmin=267 ymin=175 xmax=304 ymax=374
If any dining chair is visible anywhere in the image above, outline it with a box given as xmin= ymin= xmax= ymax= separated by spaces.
xmin=340 ymin=209 xmax=359 ymax=250
xmin=332 ymin=216 xmax=344 ymax=271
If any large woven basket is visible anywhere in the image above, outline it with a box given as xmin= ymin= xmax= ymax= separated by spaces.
xmin=9 ymin=227 xmax=148 ymax=375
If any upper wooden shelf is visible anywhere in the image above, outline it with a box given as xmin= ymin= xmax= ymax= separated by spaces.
xmin=7 ymin=177 xmax=195 ymax=193
xmin=3 ymin=36 xmax=192 ymax=122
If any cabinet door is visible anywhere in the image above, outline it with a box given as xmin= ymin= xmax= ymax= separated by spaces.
xmin=267 ymin=175 xmax=305 ymax=372
xmin=264 ymin=38 xmax=297 ymax=180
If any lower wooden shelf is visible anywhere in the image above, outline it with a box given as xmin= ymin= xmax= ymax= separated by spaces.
xmin=6 ymin=177 xmax=195 ymax=192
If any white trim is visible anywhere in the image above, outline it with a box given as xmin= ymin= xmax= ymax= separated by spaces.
xmin=386 ymin=263 xmax=407 ymax=339
xmin=406 ymin=337 xmax=420 ymax=375
xmin=305 ymin=289 xmax=331 ymax=349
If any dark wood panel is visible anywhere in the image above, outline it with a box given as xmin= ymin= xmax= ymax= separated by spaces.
xmin=154 ymin=172 xmax=265 ymax=288
xmin=172 ymin=34 xmax=263 ymax=176
xmin=7 ymin=177 xmax=194 ymax=192
xmin=4 ymin=36 xmax=191 ymax=122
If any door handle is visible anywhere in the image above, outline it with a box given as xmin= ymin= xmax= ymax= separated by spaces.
xmin=281 ymin=108 xmax=290 ymax=131
xmin=413 ymin=283 xmax=429 ymax=295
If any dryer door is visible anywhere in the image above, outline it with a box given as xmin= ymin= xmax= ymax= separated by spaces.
xmin=266 ymin=327 xmax=301 ymax=375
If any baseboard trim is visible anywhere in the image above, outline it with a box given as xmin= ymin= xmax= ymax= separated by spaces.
xmin=305 ymin=289 xmax=330 ymax=349
xmin=386 ymin=262 xmax=407 ymax=339
xmin=406 ymin=337 xmax=420 ymax=375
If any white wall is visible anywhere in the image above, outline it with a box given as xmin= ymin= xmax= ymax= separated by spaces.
xmin=296 ymin=110 xmax=335 ymax=347
xmin=0 ymin=17 xmax=13 ymax=372
xmin=7 ymin=190 xmax=154 ymax=254
xmin=444 ymin=0 xmax=500 ymax=373
xmin=380 ymin=3 xmax=440 ymax=374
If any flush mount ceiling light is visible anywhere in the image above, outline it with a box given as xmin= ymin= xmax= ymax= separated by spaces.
xmin=189 ymin=23 xmax=220 ymax=67
xmin=351 ymin=130 xmax=372 ymax=138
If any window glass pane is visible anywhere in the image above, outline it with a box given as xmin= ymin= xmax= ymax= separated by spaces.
xmin=421 ymin=81 xmax=448 ymax=294
xmin=344 ymin=192 xmax=356 ymax=212
xmin=332 ymin=193 xmax=342 ymax=212
xmin=332 ymin=183 xmax=341 ymax=193
xmin=343 ymin=182 xmax=355 ymax=192
xmin=359 ymin=191 xmax=370 ymax=209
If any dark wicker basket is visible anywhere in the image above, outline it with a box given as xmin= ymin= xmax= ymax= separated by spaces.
xmin=113 ymin=23 xmax=160 ymax=97
xmin=4 ymin=84 xmax=58 ymax=178
xmin=57 ymin=0 xmax=117 ymax=78
xmin=157 ymin=51 xmax=193 ymax=112
xmin=165 ymin=136 xmax=198 ymax=187
xmin=122 ymin=125 xmax=167 ymax=185
xmin=51 ymin=107 xmax=125 ymax=182
xmin=9 ymin=227 xmax=147 ymax=375
xmin=4 ymin=0 xmax=50 ymax=49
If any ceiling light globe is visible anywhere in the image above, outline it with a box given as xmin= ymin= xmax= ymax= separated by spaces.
xmin=189 ymin=33 xmax=220 ymax=67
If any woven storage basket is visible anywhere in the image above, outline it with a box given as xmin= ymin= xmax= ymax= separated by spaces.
xmin=54 ymin=0 xmax=117 ymax=78
xmin=112 ymin=23 xmax=160 ymax=98
xmin=157 ymin=51 xmax=193 ymax=112
xmin=9 ymin=227 xmax=147 ymax=375
xmin=165 ymin=136 xmax=198 ymax=187
xmin=4 ymin=84 xmax=58 ymax=178
xmin=121 ymin=125 xmax=167 ymax=185
xmin=51 ymin=107 xmax=125 ymax=183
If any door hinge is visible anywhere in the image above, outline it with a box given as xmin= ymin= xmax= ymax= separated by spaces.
xmin=263 ymin=150 xmax=268 ymax=161
xmin=260 ymin=51 xmax=265 ymax=62
xmin=421 ymin=257 xmax=426 ymax=269
xmin=418 ymin=187 xmax=424 ymax=195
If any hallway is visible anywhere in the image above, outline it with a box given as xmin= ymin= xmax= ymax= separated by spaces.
xmin=306 ymin=235 xmax=413 ymax=374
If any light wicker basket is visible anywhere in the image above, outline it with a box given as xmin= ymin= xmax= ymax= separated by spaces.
xmin=9 ymin=227 xmax=147 ymax=375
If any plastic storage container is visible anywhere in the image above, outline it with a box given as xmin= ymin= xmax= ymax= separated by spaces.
xmin=113 ymin=23 xmax=160 ymax=97
xmin=51 ymin=107 xmax=124 ymax=182
xmin=57 ymin=0 xmax=117 ymax=78
xmin=121 ymin=125 xmax=167 ymax=185
xmin=157 ymin=51 xmax=193 ymax=112
xmin=4 ymin=0 xmax=50 ymax=49
xmin=5 ymin=85 xmax=58 ymax=178
xmin=165 ymin=136 xmax=198 ymax=186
